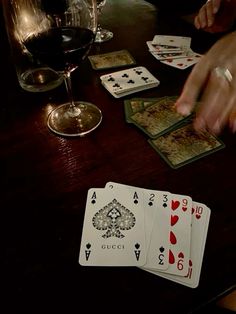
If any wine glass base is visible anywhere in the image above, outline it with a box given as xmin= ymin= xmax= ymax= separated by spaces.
xmin=95 ymin=28 xmax=113 ymax=43
xmin=47 ymin=101 xmax=102 ymax=137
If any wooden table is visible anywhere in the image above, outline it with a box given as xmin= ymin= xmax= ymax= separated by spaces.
xmin=1 ymin=1 xmax=235 ymax=313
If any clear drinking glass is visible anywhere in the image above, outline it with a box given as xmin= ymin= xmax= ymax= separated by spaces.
xmin=95 ymin=0 xmax=113 ymax=43
xmin=3 ymin=0 xmax=102 ymax=137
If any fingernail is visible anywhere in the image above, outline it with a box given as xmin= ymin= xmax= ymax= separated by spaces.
xmin=213 ymin=6 xmax=218 ymax=13
xmin=176 ymin=103 xmax=191 ymax=116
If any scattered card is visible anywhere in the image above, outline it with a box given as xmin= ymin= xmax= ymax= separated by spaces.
xmin=149 ymin=120 xmax=225 ymax=168
xmin=124 ymin=97 xmax=160 ymax=123
xmin=100 ymin=66 xmax=160 ymax=98
xmin=127 ymin=96 xmax=192 ymax=138
xmin=88 ymin=49 xmax=136 ymax=70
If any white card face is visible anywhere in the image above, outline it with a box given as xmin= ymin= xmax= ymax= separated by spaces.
xmin=160 ymin=53 xmax=202 ymax=69
xmin=145 ymin=202 xmax=211 ymax=288
xmin=100 ymin=66 xmax=160 ymax=98
xmin=152 ymin=35 xmax=191 ymax=50
xmin=159 ymin=193 xmax=192 ymax=276
xmin=105 ymin=182 xmax=171 ymax=270
xmin=150 ymin=48 xmax=195 ymax=61
xmin=146 ymin=41 xmax=183 ymax=53
xmin=142 ymin=189 xmax=171 ymax=270
xmin=79 ymin=187 xmax=146 ymax=266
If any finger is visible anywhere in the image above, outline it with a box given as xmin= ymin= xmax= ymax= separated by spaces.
xmin=206 ymin=0 xmax=216 ymax=27
xmin=197 ymin=6 xmax=208 ymax=28
xmin=175 ymin=55 xmax=210 ymax=116
xmin=212 ymin=0 xmax=222 ymax=13
xmin=194 ymin=67 xmax=234 ymax=134
xmin=194 ymin=15 xmax=201 ymax=29
xmin=229 ymin=102 xmax=236 ymax=133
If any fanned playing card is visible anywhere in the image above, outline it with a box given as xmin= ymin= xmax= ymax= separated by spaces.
xmin=152 ymin=35 xmax=192 ymax=50
xmin=105 ymin=182 xmax=171 ymax=271
xmin=145 ymin=202 xmax=211 ymax=288
xmin=147 ymin=36 xmax=202 ymax=69
xmin=149 ymin=119 xmax=225 ymax=168
xmin=79 ymin=187 xmax=146 ymax=266
xmin=160 ymin=53 xmax=202 ymax=70
xmin=100 ymin=66 xmax=160 ymax=98
xmin=88 ymin=49 xmax=136 ymax=70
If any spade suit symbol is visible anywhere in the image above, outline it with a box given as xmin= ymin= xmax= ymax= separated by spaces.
xmin=92 ymin=199 xmax=136 ymax=238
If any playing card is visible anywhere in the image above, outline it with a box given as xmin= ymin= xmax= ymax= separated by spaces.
xmin=100 ymin=66 xmax=160 ymax=98
xmin=124 ymin=97 xmax=160 ymax=123
xmin=160 ymin=53 xmax=202 ymax=69
xmin=141 ymin=189 xmax=171 ymax=271
xmin=152 ymin=35 xmax=191 ymax=50
xmin=79 ymin=187 xmax=146 ymax=266
xmin=128 ymin=96 xmax=191 ymax=138
xmin=155 ymin=193 xmax=192 ymax=276
xmin=150 ymin=49 xmax=195 ymax=61
xmin=88 ymin=49 xmax=136 ymax=70
xmin=149 ymin=119 xmax=225 ymax=168
xmin=146 ymin=41 xmax=184 ymax=53
xmin=105 ymin=182 xmax=171 ymax=270
xmin=145 ymin=202 xmax=211 ymax=288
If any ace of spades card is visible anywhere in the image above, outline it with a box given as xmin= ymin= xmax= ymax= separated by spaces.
xmin=79 ymin=188 xmax=146 ymax=266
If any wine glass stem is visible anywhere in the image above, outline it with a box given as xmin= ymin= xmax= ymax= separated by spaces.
xmin=64 ymin=71 xmax=75 ymax=110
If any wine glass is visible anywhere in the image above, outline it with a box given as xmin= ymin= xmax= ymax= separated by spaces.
xmin=5 ymin=0 xmax=102 ymax=137
xmin=95 ymin=0 xmax=113 ymax=43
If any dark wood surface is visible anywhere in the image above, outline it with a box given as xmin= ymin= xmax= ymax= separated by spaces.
xmin=1 ymin=1 xmax=236 ymax=313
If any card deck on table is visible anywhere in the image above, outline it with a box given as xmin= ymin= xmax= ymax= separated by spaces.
xmin=100 ymin=66 xmax=160 ymax=98
xmin=88 ymin=49 xmax=136 ymax=70
xmin=127 ymin=96 xmax=192 ymax=138
xmin=145 ymin=201 xmax=211 ymax=288
xmin=79 ymin=187 xmax=146 ymax=266
xmin=79 ymin=182 xmax=211 ymax=288
xmin=149 ymin=119 xmax=225 ymax=169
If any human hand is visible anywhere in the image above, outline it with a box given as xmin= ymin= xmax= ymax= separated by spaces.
xmin=175 ymin=31 xmax=236 ymax=135
xmin=194 ymin=0 xmax=236 ymax=33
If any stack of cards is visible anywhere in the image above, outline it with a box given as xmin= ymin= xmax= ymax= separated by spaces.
xmin=78 ymin=182 xmax=211 ymax=288
xmin=147 ymin=35 xmax=202 ymax=69
xmin=124 ymin=96 xmax=225 ymax=168
xmin=100 ymin=66 xmax=160 ymax=98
